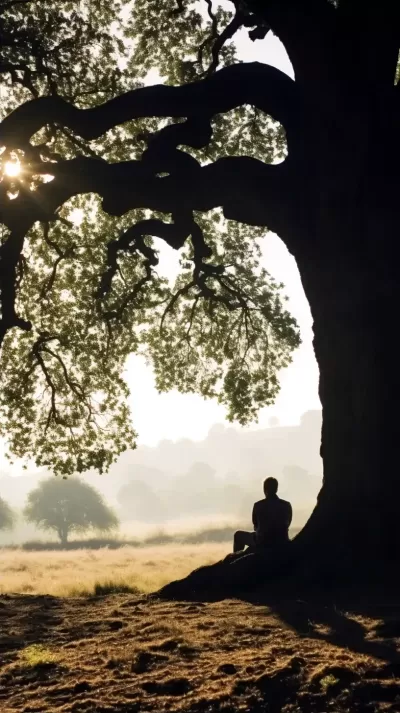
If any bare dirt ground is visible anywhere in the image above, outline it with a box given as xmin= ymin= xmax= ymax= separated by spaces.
xmin=1 ymin=591 xmax=400 ymax=712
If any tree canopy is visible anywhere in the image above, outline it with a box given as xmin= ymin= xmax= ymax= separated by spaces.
xmin=3 ymin=1 xmax=398 ymax=480
xmin=0 ymin=0 xmax=301 ymax=475
xmin=0 ymin=495 xmax=15 ymax=531
xmin=23 ymin=476 xmax=119 ymax=544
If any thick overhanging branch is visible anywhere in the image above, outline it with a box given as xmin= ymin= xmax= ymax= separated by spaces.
xmin=0 ymin=154 xmax=292 ymax=232
xmin=0 ymin=60 xmax=299 ymax=348
xmin=0 ymin=62 xmax=300 ymax=149
xmin=0 ymin=152 xmax=292 ymax=345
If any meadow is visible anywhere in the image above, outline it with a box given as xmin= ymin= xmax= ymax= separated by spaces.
xmin=0 ymin=543 xmax=229 ymax=597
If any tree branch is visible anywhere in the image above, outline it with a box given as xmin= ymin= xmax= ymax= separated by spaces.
xmin=31 ymin=340 xmax=59 ymax=430
xmin=0 ymin=62 xmax=300 ymax=149
xmin=0 ymin=0 xmax=32 ymax=9
xmin=39 ymin=223 xmax=76 ymax=299
xmin=0 ymin=153 xmax=293 ymax=345
xmin=196 ymin=0 xmax=219 ymax=72
xmin=0 ymin=153 xmax=292 ymax=234
xmin=0 ymin=61 xmax=301 ymax=347
xmin=98 ymin=216 xmax=191 ymax=302
xmin=0 ymin=227 xmax=32 ymax=344
xmin=205 ymin=9 xmax=245 ymax=77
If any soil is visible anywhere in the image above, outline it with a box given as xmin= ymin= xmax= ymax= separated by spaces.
xmin=1 ymin=591 xmax=400 ymax=712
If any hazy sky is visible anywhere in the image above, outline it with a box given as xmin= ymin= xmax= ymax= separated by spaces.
xmin=0 ymin=28 xmax=320 ymax=475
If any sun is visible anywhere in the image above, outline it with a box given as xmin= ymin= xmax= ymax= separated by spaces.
xmin=4 ymin=160 xmax=21 ymax=177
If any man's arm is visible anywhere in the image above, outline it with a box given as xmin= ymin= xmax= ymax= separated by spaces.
xmin=286 ymin=502 xmax=293 ymax=528
xmin=252 ymin=503 xmax=258 ymax=530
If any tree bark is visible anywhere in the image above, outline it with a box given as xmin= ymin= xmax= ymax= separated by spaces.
xmin=58 ymin=526 xmax=68 ymax=548
xmin=292 ymin=173 xmax=400 ymax=571
xmin=295 ymin=298 xmax=400 ymax=566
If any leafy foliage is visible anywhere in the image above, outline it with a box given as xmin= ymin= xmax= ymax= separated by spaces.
xmin=0 ymin=0 xmax=300 ymax=474
xmin=0 ymin=0 xmax=127 ymax=113
xmin=146 ymin=212 xmax=299 ymax=423
xmin=128 ymin=0 xmax=237 ymax=83
xmin=0 ymin=495 xmax=15 ymax=531
xmin=24 ymin=477 xmax=119 ymax=544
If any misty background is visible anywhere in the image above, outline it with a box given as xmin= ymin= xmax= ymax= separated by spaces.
xmin=0 ymin=409 xmax=322 ymax=545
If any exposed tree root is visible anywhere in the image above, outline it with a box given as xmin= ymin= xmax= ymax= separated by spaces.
xmin=154 ymin=536 xmax=400 ymax=603
xmin=154 ymin=545 xmax=297 ymax=602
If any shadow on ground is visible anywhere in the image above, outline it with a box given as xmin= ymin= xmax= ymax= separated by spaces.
xmin=1 ymin=579 xmax=400 ymax=712
xmin=248 ymin=593 xmax=400 ymax=664
xmin=0 ymin=594 xmax=64 ymax=656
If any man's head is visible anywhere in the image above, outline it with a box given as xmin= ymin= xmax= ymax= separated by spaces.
xmin=263 ymin=477 xmax=278 ymax=497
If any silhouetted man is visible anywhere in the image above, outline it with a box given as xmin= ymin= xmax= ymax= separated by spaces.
xmin=233 ymin=477 xmax=292 ymax=553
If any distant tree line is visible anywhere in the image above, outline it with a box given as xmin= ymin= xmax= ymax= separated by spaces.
xmin=116 ymin=461 xmax=320 ymax=525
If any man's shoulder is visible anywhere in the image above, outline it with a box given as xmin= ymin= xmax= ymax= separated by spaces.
xmin=254 ymin=497 xmax=292 ymax=510
xmin=278 ymin=497 xmax=292 ymax=509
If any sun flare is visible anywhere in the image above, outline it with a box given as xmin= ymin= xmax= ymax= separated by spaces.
xmin=4 ymin=160 xmax=21 ymax=177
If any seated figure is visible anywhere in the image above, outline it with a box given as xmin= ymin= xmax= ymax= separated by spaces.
xmin=233 ymin=477 xmax=292 ymax=553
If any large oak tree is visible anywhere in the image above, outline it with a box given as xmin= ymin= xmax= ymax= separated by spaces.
xmin=1 ymin=0 xmax=399 ymax=582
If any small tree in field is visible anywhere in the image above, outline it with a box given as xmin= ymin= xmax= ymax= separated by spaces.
xmin=0 ymin=496 xmax=15 ymax=532
xmin=24 ymin=478 xmax=118 ymax=546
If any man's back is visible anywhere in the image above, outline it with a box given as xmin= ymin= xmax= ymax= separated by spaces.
xmin=252 ymin=495 xmax=292 ymax=546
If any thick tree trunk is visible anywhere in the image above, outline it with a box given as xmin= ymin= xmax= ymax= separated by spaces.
xmin=295 ymin=300 xmax=400 ymax=567
xmin=293 ymin=174 xmax=400 ymax=571
xmin=288 ymin=91 xmax=400 ymax=572
xmin=58 ymin=527 xmax=68 ymax=548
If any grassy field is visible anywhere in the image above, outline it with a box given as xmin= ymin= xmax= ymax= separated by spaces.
xmin=0 ymin=543 xmax=229 ymax=597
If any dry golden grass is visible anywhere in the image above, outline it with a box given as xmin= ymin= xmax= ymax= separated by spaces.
xmin=0 ymin=543 xmax=228 ymax=597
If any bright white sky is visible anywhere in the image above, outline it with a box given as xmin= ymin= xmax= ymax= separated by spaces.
xmin=0 ymin=29 xmax=320 ymax=475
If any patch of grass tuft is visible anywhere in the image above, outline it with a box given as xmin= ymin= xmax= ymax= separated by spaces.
xmin=93 ymin=580 xmax=140 ymax=596
xmin=20 ymin=644 xmax=59 ymax=667
xmin=320 ymin=674 xmax=339 ymax=692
